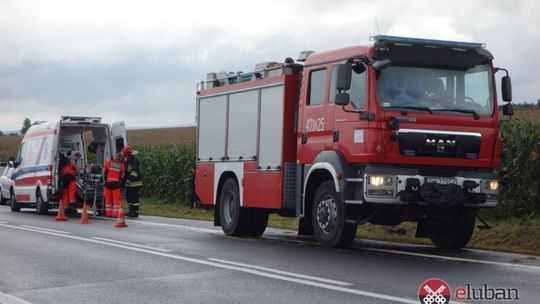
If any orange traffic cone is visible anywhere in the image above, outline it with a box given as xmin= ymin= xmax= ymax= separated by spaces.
xmin=114 ymin=205 xmax=128 ymax=228
xmin=55 ymin=201 xmax=68 ymax=221
xmin=79 ymin=203 xmax=90 ymax=224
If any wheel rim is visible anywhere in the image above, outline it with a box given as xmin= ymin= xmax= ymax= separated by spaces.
xmin=316 ymin=195 xmax=338 ymax=235
xmin=222 ymin=190 xmax=237 ymax=227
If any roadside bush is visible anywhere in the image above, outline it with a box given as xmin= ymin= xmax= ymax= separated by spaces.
xmin=133 ymin=142 xmax=195 ymax=204
xmin=499 ymin=119 xmax=540 ymax=217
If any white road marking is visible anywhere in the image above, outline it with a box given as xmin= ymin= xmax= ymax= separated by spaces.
xmin=0 ymin=220 xmax=7 ymax=224
xmin=0 ymin=291 xmax=32 ymax=304
xmin=362 ymin=247 xmax=540 ymax=271
xmin=123 ymin=219 xmax=222 ymax=234
xmin=92 ymin=237 xmax=172 ymax=252
xmin=20 ymin=225 xmax=70 ymax=235
xmin=113 ymin=218 xmax=540 ymax=271
xmin=1 ymin=223 xmax=419 ymax=304
xmin=208 ymin=258 xmax=354 ymax=286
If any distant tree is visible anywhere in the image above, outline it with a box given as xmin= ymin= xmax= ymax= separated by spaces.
xmin=21 ymin=118 xmax=32 ymax=134
xmin=537 ymin=99 xmax=540 ymax=106
xmin=0 ymin=131 xmax=4 ymax=136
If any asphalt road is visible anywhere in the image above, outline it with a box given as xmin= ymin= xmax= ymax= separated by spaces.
xmin=0 ymin=205 xmax=539 ymax=304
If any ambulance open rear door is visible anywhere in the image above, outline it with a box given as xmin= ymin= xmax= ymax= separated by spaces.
xmin=111 ymin=121 xmax=127 ymax=155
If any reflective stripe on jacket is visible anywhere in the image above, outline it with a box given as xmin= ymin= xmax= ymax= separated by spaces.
xmin=124 ymin=155 xmax=143 ymax=187
xmin=104 ymin=159 xmax=125 ymax=183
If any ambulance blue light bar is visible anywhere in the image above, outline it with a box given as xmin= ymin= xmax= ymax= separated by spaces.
xmin=371 ymin=35 xmax=485 ymax=49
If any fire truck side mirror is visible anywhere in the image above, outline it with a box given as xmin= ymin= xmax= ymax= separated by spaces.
xmin=502 ymin=75 xmax=512 ymax=102
xmin=502 ymin=103 xmax=514 ymax=117
xmin=335 ymin=92 xmax=350 ymax=106
xmin=336 ymin=63 xmax=352 ymax=91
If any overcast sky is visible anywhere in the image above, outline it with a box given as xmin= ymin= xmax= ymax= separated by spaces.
xmin=0 ymin=0 xmax=538 ymax=132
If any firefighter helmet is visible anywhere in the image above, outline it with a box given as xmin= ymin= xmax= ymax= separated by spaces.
xmin=121 ymin=146 xmax=134 ymax=155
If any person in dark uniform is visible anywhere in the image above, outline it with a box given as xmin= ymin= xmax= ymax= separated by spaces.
xmin=121 ymin=146 xmax=143 ymax=218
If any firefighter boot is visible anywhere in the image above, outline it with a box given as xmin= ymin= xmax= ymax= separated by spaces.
xmin=127 ymin=205 xmax=139 ymax=218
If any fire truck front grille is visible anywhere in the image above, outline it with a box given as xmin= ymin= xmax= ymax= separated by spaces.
xmin=398 ymin=130 xmax=481 ymax=159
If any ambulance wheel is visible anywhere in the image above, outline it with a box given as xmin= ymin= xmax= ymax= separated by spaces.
xmin=36 ymin=191 xmax=49 ymax=215
xmin=427 ymin=209 xmax=476 ymax=250
xmin=0 ymin=188 xmax=7 ymax=205
xmin=312 ymin=180 xmax=357 ymax=248
xmin=10 ymin=190 xmax=20 ymax=212
xmin=219 ymin=178 xmax=250 ymax=236
xmin=247 ymin=209 xmax=269 ymax=237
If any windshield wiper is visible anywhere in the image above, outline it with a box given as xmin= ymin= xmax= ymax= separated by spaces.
xmin=384 ymin=106 xmax=433 ymax=114
xmin=431 ymin=108 xmax=480 ymax=120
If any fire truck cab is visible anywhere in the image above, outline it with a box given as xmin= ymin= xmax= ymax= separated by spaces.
xmin=195 ymin=35 xmax=513 ymax=250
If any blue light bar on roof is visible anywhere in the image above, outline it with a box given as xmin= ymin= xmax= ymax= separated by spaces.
xmin=371 ymin=35 xmax=485 ymax=49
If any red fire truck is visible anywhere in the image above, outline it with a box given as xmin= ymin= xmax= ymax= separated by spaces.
xmin=194 ymin=35 xmax=513 ymax=250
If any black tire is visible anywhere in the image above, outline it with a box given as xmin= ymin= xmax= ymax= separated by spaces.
xmin=0 ymin=187 xmax=7 ymax=205
xmin=311 ymin=180 xmax=357 ymax=248
xmin=246 ymin=208 xmax=269 ymax=237
xmin=427 ymin=209 xmax=476 ymax=250
xmin=36 ymin=191 xmax=49 ymax=215
xmin=219 ymin=178 xmax=250 ymax=236
xmin=10 ymin=190 xmax=20 ymax=212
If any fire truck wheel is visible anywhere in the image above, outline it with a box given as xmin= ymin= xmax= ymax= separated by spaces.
xmin=10 ymin=190 xmax=20 ymax=212
xmin=427 ymin=209 xmax=476 ymax=250
xmin=247 ymin=209 xmax=269 ymax=237
xmin=36 ymin=191 xmax=49 ymax=215
xmin=219 ymin=178 xmax=250 ymax=236
xmin=312 ymin=180 xmax=357 ymax=248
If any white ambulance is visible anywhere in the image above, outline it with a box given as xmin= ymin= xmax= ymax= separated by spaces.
xmin=10 ymin=116 xmax=127 ymax=214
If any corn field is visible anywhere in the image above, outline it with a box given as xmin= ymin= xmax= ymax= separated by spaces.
xmin=133 ymin=142 xmax=195 ymax=203
xmin=499 ymin=119 xmax=540 ymax=217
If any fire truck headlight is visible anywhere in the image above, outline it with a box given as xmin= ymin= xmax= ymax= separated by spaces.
xmin=368 ymin=175 xmax=393 ymax=186
xmin=482 ymin=180 xmax=499 ymax=192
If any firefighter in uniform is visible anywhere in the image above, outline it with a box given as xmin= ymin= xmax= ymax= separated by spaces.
xmin=59 ymin=154 xmax=78 ymax=212
xmin=102 ymin=153 xmax=125 ymax=217
xmin=121 ymin=146 xmax=143 ymax=218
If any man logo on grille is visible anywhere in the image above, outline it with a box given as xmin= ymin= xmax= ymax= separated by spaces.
xmin=418 ymin=278 xmax=451 ymax=304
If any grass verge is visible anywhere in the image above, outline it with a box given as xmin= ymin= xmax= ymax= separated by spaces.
xmin=140 ymin=198 xmax=540 ymax=257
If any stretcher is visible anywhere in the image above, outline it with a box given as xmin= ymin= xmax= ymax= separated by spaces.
xmin=77 ymin=172 xmax=104 ymax=217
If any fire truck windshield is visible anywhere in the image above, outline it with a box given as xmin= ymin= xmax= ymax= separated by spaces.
xmin=376 ymin=64 xmax=494 ymax=117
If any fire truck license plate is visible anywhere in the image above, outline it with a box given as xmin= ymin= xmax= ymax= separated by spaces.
xmin=424 ymin=177 xmax=458 ymax=185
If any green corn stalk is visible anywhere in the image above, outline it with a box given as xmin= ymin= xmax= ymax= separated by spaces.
xmin=499 ymin=119 xmax=540 ymax=217
xmin=133 ymin=142 xmax=195 ymax=204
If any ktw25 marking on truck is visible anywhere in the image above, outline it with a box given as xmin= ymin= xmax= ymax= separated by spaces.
xmin=305 ymin=117 xmax=325 ymax=132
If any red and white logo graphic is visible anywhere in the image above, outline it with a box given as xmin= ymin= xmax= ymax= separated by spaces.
xmin=418 ymin=278 xmax=451 ymax=304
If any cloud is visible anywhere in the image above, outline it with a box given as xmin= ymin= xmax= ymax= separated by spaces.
xmin=0 ymin=0 xmax=539 ymax=131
